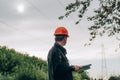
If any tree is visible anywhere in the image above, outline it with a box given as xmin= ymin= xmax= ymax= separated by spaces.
xmin=108 ymin=75 xmax=120 ymax=80
xmin=0 ymin=46 xmax=20 ymax=75
xmin=73 ymin=71 xmax=90 ymax=80
xmin=0 ymin=46 xmax=48 ymax=80
xmin=59 ymin=0 xmax=120 ymax=43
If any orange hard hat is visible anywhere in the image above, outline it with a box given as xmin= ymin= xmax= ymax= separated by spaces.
xmin=54 ymin=27 xmax=69 ymax=37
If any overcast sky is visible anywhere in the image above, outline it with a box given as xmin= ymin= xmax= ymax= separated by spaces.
xmin=0 ymin=0 xmax=120 ymax=79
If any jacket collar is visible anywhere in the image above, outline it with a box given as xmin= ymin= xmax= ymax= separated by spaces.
xmin=54 ymin=42 xmax=67 ymax=55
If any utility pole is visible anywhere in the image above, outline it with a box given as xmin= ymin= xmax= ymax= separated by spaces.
xmin=101 ymin=44 xmax=108 ymax=80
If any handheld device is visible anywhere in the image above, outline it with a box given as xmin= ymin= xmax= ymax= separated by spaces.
xmin=78 ymin=64 xmax=92 ymax=73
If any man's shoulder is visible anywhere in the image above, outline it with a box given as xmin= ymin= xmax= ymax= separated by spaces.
xmin=48 ymin=46 xmax=60 ymax=60
xmin=49 ymin=45 xmax=59 ymax=54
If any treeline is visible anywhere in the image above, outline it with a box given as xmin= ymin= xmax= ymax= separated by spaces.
xmin=0 ymin=46 xmax=91 ymax=80
xmin=0 ymin=46 xmax=48 ymax=80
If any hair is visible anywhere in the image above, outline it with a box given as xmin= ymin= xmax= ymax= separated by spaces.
xmin=55 ymin=35 xmax=67 ymax=42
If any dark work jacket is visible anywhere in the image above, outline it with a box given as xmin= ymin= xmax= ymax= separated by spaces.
xmin=47 ymin=43 xmax=74 ymax=80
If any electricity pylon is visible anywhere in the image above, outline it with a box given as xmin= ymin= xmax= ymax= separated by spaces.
xmin=101 ymin=44 xmax=108 ymax=80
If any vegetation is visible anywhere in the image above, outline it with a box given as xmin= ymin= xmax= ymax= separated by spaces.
xmin=0 ymin=46 xmax=90 ymax=80
xmin=59 ymin=0 xmax=120 ymax=43
xmin=73 ymin=72 xmax=90 ymax=80
xmin=0 ymin=46 xmax=48 ymax=80
xmin=1 ymin=45 xmax=119 ymax=80
xmin=108 ymin=75 xmax=120 ymax=80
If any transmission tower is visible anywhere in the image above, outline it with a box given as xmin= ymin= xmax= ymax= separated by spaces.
xmin=101 ymin=44 xmax=108 ymax=80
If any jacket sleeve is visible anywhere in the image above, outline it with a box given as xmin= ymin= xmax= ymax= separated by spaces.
xmin=53 ymin=50 xmax=74 ymax=75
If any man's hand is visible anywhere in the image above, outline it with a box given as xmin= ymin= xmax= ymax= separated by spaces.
xmin=74 ymin=65 xmax=80 ymax=71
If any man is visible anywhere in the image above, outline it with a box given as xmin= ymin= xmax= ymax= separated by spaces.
xmin=47 ymin=26 xmax=80 ymax=80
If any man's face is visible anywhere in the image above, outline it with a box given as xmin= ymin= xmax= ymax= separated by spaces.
xmin=62 ymin=36 xmax=67 ymax=46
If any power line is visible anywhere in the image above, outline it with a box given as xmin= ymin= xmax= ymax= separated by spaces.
xmin=0 ymin=20 xmax=47 ymax=44
xmin=56 ymin=0 xmax=65 ymax=8
xmin=24 ymin=0 xmax=50 ymax=20
xmin=0 ymin=20 xmax=21 ymax=31
xmin=0 ymin=20 xmax=32 ymax=37
xmin=0 ymin=20 xmax=50 ymax=59
xmin=55 ymin=0 xmax=76 ymax=24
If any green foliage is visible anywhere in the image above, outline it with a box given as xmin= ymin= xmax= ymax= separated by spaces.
xmin=0 ymin=46 xmax=48 ymax=80
xmin=0 ymin=73 xmax=14 ymax=80
xmin=108 ymin=75 xmax=120 ymax=80
xmin=16 ymin=70 xmax=47 ymax=80
xmin=0 ymin=45 xmax=92 ymax=80
xmin=0 ymin=46 xmax=20 ymax=75
xmin=73 ymin=72 xmax=81 ymax=80
xmin=59 ymin=0 xmax=120 ymax=42
xmin=73 ymin=71 xmax=90 ymax=80
xmin=59 ymin=0 xmax=91 ymax=23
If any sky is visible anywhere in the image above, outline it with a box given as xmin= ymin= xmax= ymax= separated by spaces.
xmin=0 ymin=0 xmax=120 ymax=79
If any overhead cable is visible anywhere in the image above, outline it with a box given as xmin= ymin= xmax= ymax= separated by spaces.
xmin=24 ymin=0 xmax=50 ymax=20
